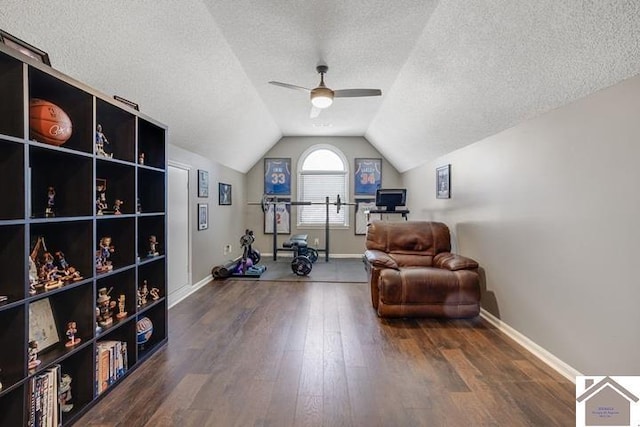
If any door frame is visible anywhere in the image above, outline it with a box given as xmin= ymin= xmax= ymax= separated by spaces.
xmin=168 ymin=160 xmax=192 ymax=307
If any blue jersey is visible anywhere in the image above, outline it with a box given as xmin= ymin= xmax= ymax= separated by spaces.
xmin=354 ymin=160 xmax=381 ymax=195
xmin=265 ymin=160 xmax=291 ymax=194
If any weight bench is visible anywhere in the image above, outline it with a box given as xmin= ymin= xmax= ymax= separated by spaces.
xmin=282 ymin=235 xmax=318 ymax=276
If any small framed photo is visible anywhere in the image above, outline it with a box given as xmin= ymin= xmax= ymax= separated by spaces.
xmin=436 ymin=164 xmax=451 ymax=199
xmin=218 ymin=183 xmax=232 ymax=205
xmin=198 ymin=203 xmax=209 ymax=230
xmin=29 ymin=298 xmax=59 ymax=351
xmin=197 ymin=169 xmax=209 ymax=198
xmin=0 ymin=30 xmax=51 ymax=65
xmin=354 ymin=198 xmax=376 ymax=235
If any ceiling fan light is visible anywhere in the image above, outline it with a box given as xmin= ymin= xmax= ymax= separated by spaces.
xmin=311 ymin=94 xmax=333 ymax=108
xmin=311 ymin=87 xmax=334 ymax=109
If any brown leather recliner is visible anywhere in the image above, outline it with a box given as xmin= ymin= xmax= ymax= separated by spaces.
xmin=363 ymin=221 xmax=481 ymax=318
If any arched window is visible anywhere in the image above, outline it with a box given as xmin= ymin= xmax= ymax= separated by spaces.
xmin=297 ymin=145 xmax=349 ymax=227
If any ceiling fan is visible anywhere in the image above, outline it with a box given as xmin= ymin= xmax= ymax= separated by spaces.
xmin=269 ymin=65 xmax=382 ymax=118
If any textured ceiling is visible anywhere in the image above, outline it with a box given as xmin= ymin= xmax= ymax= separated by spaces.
xmin=1 ymin=1 xmax=640 ymax=173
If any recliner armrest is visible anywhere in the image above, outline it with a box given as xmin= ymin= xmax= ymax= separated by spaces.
xmin=364 ymin=250 xmax=399 ymax=270
xmin=434 ymin=252 xmax=478 ymax=271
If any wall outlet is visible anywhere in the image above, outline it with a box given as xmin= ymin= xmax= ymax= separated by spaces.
xmin=224 ymin=244 xmax=232 ymax=255
xmin=314 ymin=238 xmax=320 ymax=247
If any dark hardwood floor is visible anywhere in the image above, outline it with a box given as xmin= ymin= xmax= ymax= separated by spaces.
xmin=76 ymin=279 xmax=575 ymax=426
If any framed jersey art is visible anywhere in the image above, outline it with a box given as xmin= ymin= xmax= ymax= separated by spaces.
xmin=264 ymin=158 xmax=291 ymax=195
xmin=354 ymin=158 xmax=382 ymax=195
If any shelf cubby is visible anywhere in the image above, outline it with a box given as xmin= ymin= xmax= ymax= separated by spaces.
xmin=96 ymin=217 xmax=135 ymax=273
xmin=96 ymin=99 xmax=136 ymax=162
xmin=96 ymin=160 xmax=135 ymax=215
xmin=96 ymin=268 xmax=136 ymax=335
xmin=28 ymin=284 xmax=94 ymax=371
xmin=0 ymin=384 xmax=25 ymax=426
xmin=137 ymin=215 xmax=165 ymax=260
xmin=138 ymin=119 xmax=166 ymax=169
xmin=28 ymin=68 xmax=93 ymax=153
xmin=29 ymin=146 xmax=93 ymax=218
xmin=136 ymin=301 xmax=166 ymax=361
xmin=29 ymin=220 xmax=93 ymax=293
xmin=0 ymin=140 xmax=25 ymax=220
xmin=0 ymin=52 xmax=24 ymax=139
xmin=138 ymin=258 xmax=166 ymax=307
xmin=0 ymin=225 xmax=25 ymax=304
xmin=138 ymin=168 xmax=165 ymax=214
xmin=0 ymin=306 xmax=26 ymax=390
xmin=58 ymin=345 xmax=94 ymax=425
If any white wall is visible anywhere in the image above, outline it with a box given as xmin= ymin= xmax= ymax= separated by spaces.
xmin=403 ymin=74 xmax=640 ymax=375
xmin=245 ymin=136 xmax=402 ymax=256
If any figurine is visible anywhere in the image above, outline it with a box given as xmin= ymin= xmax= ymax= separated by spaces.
xmin=28 ymin=340 xmax=41 ymax=370
xmin=55 ymin=251 xmax=82 ymax=282
xmin=96 ymin=236 xmax=115 ymax=272
xmin=136 ymin=198 xmax=142 ymax=214
xmin=113 ymin=199 xmax=123 ymax=215
xmin=138 ymin=152 xmax=145 ymax=165
xmin=138 ymin=280 xmax=149 ymax=306
xmin=45 ymin=186 xmax=55 ymax=217
xmin=96 ymin=287 xmax=117 ymax=327
xmin=150 ymin=287 xmax=160 ymax=301
xmin=96 ymin=181 xmax=108 ymax=215
xmin=95 ymin=124 xmax=112 ymax=158
xmin=116 ymin=294 xmax=127 ymax=319
xmin=59 ymin=374 xmax=74 ymax=412
xmin=41 ymin=252 xmax=63 ymax=290
xmin=148 ymin=235 xmax=159 ymax=257
xmin=65 ymin=321 xmax=81 ymax=347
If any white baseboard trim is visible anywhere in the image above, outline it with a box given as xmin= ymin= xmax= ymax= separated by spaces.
xmin=168 ymin=274 xmax=212 ymax=309
xmin=262 ymin=253 xmax=362 ymax=259
xmin=480 ymin=308 xmax=582 ymax=383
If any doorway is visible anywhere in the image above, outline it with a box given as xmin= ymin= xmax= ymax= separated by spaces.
xmin=168 ymin=162 xmax=191 ymax=307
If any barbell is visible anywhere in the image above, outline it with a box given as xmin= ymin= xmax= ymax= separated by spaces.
xmin=249 ymin=194 xmax=356 ymax=214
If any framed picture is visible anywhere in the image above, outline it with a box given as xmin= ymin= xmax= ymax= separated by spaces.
xmin=264 ymin=158 xmax=291 ymax=195
xmin=354 ymin=198 xmax=376 ymax=235
xmin=197 ymin=170 xmax=209 ymax=198
xmin=264 ymin=198 xmax=291 ymax=234
xmin=29 ymin=298 xmax=59 ymax=351
xmin=197 ymin=203 xmax=208 ymax=230
xmin=218 ymin=183 xmax=232 ymax=205
xmin=436 ymin=164 xmax=451 ymax=199
xmin=0 ymin=30 xmax=51 ymax=65
xmin=354 ymin=158 xmax=382 ymax=195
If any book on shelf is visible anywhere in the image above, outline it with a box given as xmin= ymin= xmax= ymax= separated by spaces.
xmin=28 ymin=364 xmax=61 ymax=427
xmin=96 ymin=340 xmax=128 ymax=395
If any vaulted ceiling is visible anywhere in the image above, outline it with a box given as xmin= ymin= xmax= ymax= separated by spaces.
xmin=2 ymin=1 xmax=639 ymax=173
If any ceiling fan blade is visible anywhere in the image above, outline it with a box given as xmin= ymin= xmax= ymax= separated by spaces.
xmin=269 ymin=81 xmax=311 ymax=92
xmin=334 ymin=89 xmax=382 ymax=98
xmin=310 ymin=106 xmax=322 ymax=118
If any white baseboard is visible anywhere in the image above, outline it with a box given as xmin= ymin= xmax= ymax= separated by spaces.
xmin=480 ymin=308 xmax=582 ymax=383
xmin=168 ymin=275 xmax=212 ymax=309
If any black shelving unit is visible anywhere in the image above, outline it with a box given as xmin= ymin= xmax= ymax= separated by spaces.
xmin=0 ymin=44 xmax=168 ymax=426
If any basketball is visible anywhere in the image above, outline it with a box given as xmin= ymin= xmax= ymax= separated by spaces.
xmin=29 ymin=98 xmax=73 ymax=146
xmin=136 ymin=316 xmax=153 ymax=345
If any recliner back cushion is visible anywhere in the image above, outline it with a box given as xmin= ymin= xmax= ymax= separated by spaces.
xmin=365 ymin=221 xmax=451 ymax=255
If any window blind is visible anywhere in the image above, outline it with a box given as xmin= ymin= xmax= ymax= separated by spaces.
xmin=298 ymin=172 xmax=347 ymax=225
